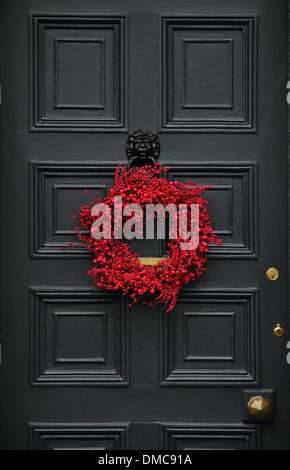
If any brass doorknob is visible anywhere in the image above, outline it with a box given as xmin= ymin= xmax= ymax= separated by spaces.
xmin=247 ymin=396 xmax=271 ymax=420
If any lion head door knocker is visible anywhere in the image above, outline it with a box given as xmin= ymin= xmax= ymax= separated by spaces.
xmin=126 ymin=129 xmax=161 ymax=169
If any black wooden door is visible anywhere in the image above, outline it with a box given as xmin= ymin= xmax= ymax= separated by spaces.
xmin=0 ymin=0 xmax=289 ymax=450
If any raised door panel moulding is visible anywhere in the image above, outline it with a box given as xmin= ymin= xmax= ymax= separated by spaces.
xmin=30 ymin=287 xmax=129 ymax=386
xmin=29 ymin=161 xmax=117 ymax=258
xmin=165 ymin=163 xmax=258 ymax=259
xmin=29 ymin=423 xmax=260 ymax=450
xmin=30 ymin=161 xmax=257 ymax=259
xmin=161 ymin=424 xmax=260 ymax=450
xmin=29 ymin=14 xmax=127 ymax=132
xmin=29 ymin=423 xmax=129 ymax=450
xmin=160 ymin=16 xmax=257 ymax=132
xmin=160 ymin=288 xmax=260 ymax=386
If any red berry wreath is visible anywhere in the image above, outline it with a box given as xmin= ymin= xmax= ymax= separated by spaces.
xmin=73 ymin=163 xmax=221 ymax=312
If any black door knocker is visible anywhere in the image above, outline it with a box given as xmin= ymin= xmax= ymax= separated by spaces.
xmin=126 ymin=129 xmax=160 ymax=169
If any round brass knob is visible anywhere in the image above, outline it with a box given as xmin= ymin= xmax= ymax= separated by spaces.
xmin=274 ymin=324 xmax=284 ymax=337
xmin=247 ymin=396 xmax=271 ymax=420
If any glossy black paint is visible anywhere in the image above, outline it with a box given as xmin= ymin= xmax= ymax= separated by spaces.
xmin=0 ymin=0 xmax=289 ymax=450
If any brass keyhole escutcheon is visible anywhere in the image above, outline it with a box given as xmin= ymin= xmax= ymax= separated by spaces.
xmin=266 ymin=267 xmax=279 ymax=281
xmin=247 ymin=396 xmax=271 ymax=421
xmin=274 ymin=324 xmax=284 ymax=337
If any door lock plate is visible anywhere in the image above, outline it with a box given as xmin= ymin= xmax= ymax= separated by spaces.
xmin=266 ymin=267 xmax=279 ymax=281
